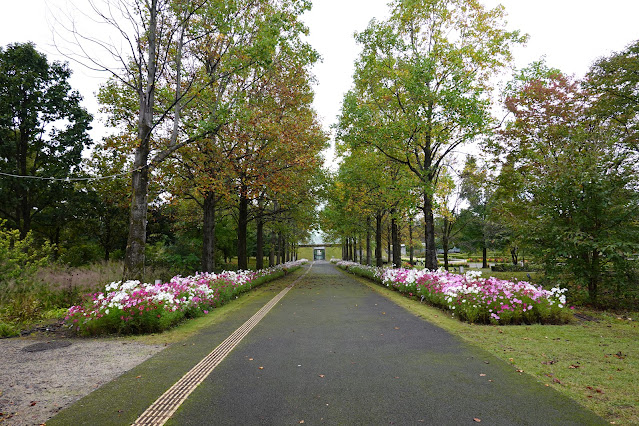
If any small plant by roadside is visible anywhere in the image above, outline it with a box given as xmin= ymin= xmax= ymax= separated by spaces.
xmin=0 ymin=221 xmax=54 ymax=325
xmin=334 ymin=260 xmax=572 ymax=324
xmin=65 ymin=260 xmax=307 ymax=335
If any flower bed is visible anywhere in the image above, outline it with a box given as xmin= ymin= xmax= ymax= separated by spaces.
xmin=334 ymin=260 xmax=572 ymax=325
xmin=65 ymin=260 xmax=308 ymax=335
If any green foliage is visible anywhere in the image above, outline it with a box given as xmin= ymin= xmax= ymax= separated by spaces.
xmin=0 ymin=321 xmax=19 ymax=338
xmin=332 ymin=0 xmax=526 ymax=268
xmin=0 ymin=221 xmax=53 ymax=321
xmin=586 ymin=39 xmax=639 ymax=152
xmin=491 ymin=263 xmax=541 ymax=273
xmin=0 ymin=42 xmax=92 ymax=239
xmin=496 ymin=64 xmax=639 ymax=306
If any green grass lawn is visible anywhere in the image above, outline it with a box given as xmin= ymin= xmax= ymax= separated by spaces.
xmin=344 ymin=271 xmax=639 ymax=425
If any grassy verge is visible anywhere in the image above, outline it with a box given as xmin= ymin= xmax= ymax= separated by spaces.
xmin=343 ymin=269 xmax=638 ymax=425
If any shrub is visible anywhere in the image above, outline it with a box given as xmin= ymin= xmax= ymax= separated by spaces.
xmin=336 ymin=260 xmax=573 ymax=325
xmin=65 ymin=260 xmax=308 ymax=335
xmin=491 ymin=263 xmax=541 ymax=273
xmin=0 ymin=321 xmax=19 ymax=338
xmin=0 ymin=221 xmax=53 ymax=321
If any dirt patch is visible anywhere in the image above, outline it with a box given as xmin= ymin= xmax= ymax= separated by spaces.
xmin=0 ymin=332 xmax=164 ymax=425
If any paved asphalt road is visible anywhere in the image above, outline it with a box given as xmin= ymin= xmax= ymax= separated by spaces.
xmin=49 ymin=261 xmax=605 ymax=425
xmin=168 ymin=262 xmax=603 ymax=425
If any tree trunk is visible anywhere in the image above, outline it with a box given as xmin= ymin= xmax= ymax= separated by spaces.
xmin=256 ymin=217 xmax=264 ymax=270
xmin=269 ymin=232 xmax=275 ymax=267
xmin=392 ymin=212 xmax=401 ymax=268
xmin=375 ymin=212 xmax=383 ymax=267
xmin=277 ymin=232 xmax=282 ymax=264
xmin=202 ymin=191 xmax=216 ymax=272
xmin=237 ymin=188 xmax=249 ymax=270
xmin=345 ymin=238 xmax=350 ymax=261
xmin=409 ymin=219 xmax=414 ymax=266
xmin=352 ymin=237 xmax=357 ymax=263
xmin=124 ymin=0 xmax=158 ymax=280
xmin=423 ymin=194 xmax=437 ymax=270
xmin=443 ymin=217 xmax=450 ymax=271
xmin=482 ymin=246 xmax=488 ymax=269
xmin=17 ymin=123 xmax=31 ymax=239
xmin=387 ymin=224 xmax=391 ymax=266
xmin=345 ymin=238 xmax=349 ymax=261
xmin=366 ymin=218 xmax=372 ymax=266
xmin=124 ymin=157 xmax=149 ymax=279
xmin=511 ymin=246 xmax=518 ymax=265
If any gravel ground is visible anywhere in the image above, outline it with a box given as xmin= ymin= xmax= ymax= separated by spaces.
xmin=0 ymin=334 xmax=164 ymax=425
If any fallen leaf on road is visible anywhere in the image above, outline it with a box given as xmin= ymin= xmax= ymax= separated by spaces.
xmin=259 ymin=367 xmax=264 ymax=370
xmin=473 ymin=418 xmax=481 ymax=422
xmin=382 ymin=312 xmax=386 ymax=315
xmin=30 ymin=401 xmax=37 ymax=407
xmin=479 ymin=373 xmax=486 ymax=376
xmin=249 ymin=358 xmax=254 ymax=361
xmin=299 ymin=420 xmax=305 ymax=424
xmin=318 ymin=374 xmax=325 ymax=378
xmin=394 ymin=327 xmax=400 ymax=330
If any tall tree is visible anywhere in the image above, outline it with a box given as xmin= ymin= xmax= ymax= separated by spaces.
xmin=459 ymin=155 xmax=506 ymax=268
xmin=496 ymin=63 xmax=639 ymax=304
xmin=344 ymin=0 xmax=525 ymax=269
xmin=0 ymin=42 xmax=92 ymax=239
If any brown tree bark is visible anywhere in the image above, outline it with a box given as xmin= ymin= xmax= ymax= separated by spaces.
xmin=375 ymin=212 xmax=383 ymax=267
xmin=201 ymin=191 xmax=217 ymax=272
xmin=366 ymin=217 xmax=372 ymax=266
xmin=256 ymin=217 xmax=264 ymax=270
xmin=269 ymin=232 xmax=276 ymax=267
xmin=237 ymin=186 xmax=249 ymax=270
xmin=423 ymin=194 xmax=437 ymax=270
xmin=124 ymin=0 xmax=158 ymax=280
xmin=391 ymin=211 xmax=401 ymax=268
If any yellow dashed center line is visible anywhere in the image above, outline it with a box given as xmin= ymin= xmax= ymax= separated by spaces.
xmin=132 ymin=263 xmax=313 ymax=426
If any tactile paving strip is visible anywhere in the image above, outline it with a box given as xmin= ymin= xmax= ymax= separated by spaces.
xmin=132 ymin=263 xmax=313 ymax=426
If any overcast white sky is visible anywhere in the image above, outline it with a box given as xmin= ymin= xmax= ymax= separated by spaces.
xmin=1 ymin=0 xmax=638 ymax=161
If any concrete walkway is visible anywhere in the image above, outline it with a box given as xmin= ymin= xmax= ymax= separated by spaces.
xmin=50 ymin=261 xmax=605 ymax=425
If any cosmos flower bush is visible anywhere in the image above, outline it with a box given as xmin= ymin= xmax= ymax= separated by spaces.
xmin=66 ymin=260 xmax=307 ymax=335
xmin=334 ymin=260 xmax=572 ymax=325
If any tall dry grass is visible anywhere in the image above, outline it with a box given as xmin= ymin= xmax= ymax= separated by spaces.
xmin=35 ymin=261 xmax=179 ymax=295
